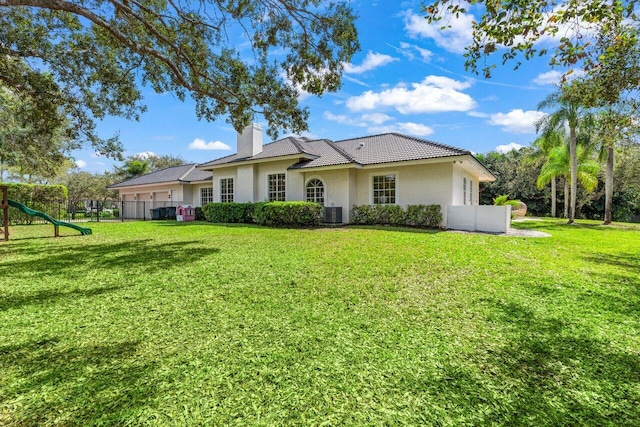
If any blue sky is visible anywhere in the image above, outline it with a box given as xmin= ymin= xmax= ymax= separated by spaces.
xmin=74 ymin=0 xmax=572 ymax=173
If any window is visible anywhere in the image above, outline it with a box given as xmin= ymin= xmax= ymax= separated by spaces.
xmin=373 ymin=174 xmax=396 ymax=204
xmin=306 ymin=179 xmax=325 ymax=205
xmin=268 ymin=173 xmax=286 ymax=201
xmin=200 ymin=187 xmax=213 ymax=205
xmin=220 ymin=178 xmax=234 ymax=203
xmin=469 ymin=180 xmax=473 ymax=205
xmin=463 ymin=177 xmax=468 ymax=205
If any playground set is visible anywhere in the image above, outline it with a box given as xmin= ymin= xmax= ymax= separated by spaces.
xmin=0 ymin=185 xmax=92 ymax=241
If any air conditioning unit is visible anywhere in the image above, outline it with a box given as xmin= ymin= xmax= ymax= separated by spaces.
xmin=323 ymin=206 xmax=342 ymax=224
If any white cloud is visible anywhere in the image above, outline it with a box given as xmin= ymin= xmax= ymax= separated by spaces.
xmin=487 ymin=109 xmax=546 ymax=134
xmin=75 ymin=159 xmax=87 ymax=168
xmin=395 ymin=42 xmax=434 ymax=63
xmin=533 ymin=69 xmax=586 ymax=85
xmin=361 ymin=113 xmax=393 ymax=124
xmin=369 ymin=122 xmax=434 ymax=137
xmin=342 ymin=75 xmax=369 ymax=87
xmin=188 ymin=138 xmax=232 ymax=151
xmin=346 ymin=76 xmax=475 ymax=114
xmin=344 ymin=51 xmax=398 ymax=74
xmin=323 ymin=111 xmax=366 ymax=127
xmin=467 ymin=111 xmax=490 ymax=118
xmin=404 ymin=10 xmax=474 ymax=54
xmin=495 ymin=142 xmax=525 ymax=153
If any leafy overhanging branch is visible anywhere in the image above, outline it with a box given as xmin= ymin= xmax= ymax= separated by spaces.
xmin=0 ymin=0 xmax=359 ymax=155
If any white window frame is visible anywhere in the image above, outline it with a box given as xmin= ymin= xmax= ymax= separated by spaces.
xmin=200 ymin=186 xmax=214 ymax=206
xmin=219 ymin=177 xmax=234 ymax=203
xmin=469 ymin=179 xmax=474 ymax=205
xmin=305 ymin=177 xmax=325 ymax=205
xmin=267 ymin=172 xmax=286 ymax=202
xmin=370 ymin=171 xmax=399 ymax=205
xmin=463 ymin=176 xmax=468 ymax=205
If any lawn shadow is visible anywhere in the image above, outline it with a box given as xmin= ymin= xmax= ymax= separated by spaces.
xmin=0 ymin=284 xmax=121 ymax=312
xmin=0 ymin=238 xmax=220 ymax=282
xmin=0 ymin=337 xmax=158 ymax=424
xmin=476 ymin=298 xmax=640 ymax=424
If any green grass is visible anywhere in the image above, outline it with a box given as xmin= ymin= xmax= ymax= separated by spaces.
xmin=0 ymin=220 xmax=638 ymax=426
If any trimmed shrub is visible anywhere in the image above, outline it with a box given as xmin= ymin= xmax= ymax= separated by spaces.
xmin=406 ymin=204 xmax=442 ymax=228
xmin=195 ymin=207 xmax=206 ymax=221
xmin=351 ymin=204 xmax=442 ymax=229
xmin=202 ymin=202 xmax=252 ymax=223
xmin=253 ymin=201 xmax=322 ymax=227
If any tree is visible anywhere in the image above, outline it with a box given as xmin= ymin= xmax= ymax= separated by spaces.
xmin=0 ymin=87 xmax=72 ymax=181
xmin=476 ymin=148 xmax=549 ymax=215
xmin=145 ymin=154 xmax=186 ymax=172
xmin=536 ymin=88 xmax=592 ymax=223
xmin=532 ymin=130 xmax=565 ymax=217
xmin=537 ymin=144 xmax=600 ymax=218
xmin=113 ymin=153 xmax=186 ymax=181
xmin=0 ymin=0 xmax=359 ymax=157
xmin=121 ymin=159 xmax=150 ymax=180
xmin=422 ymin=0 xmax=639 ymax=81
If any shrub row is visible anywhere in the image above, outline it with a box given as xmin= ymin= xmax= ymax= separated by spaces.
xmin=1 ymin=182 xmax=68 ymax=203
xmin=202 ymin=202 xmax=323 ymax=227
xmin=350 ymin=204 xmax=442 ymax=228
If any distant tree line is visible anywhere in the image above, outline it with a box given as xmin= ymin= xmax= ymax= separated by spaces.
xmin=478 ymin=144 xmax=640 ymax=222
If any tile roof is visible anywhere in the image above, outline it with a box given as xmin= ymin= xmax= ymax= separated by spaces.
xmin=107 ymin=164 xmax=212 ymax=188
xmin=199 ymin=136 xmax=315 ymax=168
xmin=203 ymin=132 xmax=470 ymax=170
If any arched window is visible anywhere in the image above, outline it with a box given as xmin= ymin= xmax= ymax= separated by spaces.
xmin=305 ymin=178 xmax=325 ymax=205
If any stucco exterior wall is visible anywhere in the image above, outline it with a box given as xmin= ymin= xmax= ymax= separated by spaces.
xmin=447 ymin=205 xmax=511 ymax=233
xmin=302 ymin=168 xmax=354 ymax=222
xmin=255 ymin=159 xmax=297 ymax=201
xmin=211 ymin=166 xmax=238 ymax=203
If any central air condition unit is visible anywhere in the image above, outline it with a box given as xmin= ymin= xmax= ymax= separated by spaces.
xmin=323 ymin=206 xmax=342 ymax=224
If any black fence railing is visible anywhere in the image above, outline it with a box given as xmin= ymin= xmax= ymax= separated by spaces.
xmin=3 ymin=200 xmax=186 ymax=225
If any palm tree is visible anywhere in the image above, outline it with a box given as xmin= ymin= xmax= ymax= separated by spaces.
xmin=537 ymin=144 xmax=600 ymax=214
xmin=537 ymin=87 xmax=591 ymax=224
xmin=532 ymin=130 xmax=565 ymax=217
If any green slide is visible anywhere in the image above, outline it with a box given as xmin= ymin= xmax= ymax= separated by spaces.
xmin=8 ymin=199 xmax=92 ymax=236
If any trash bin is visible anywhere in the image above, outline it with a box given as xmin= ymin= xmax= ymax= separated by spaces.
xmin=151 ymin=207 xmax=167 ymax=220
xmin=165 ymin=206 xmax=177 ymax=220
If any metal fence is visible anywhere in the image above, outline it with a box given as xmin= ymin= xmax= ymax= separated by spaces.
xmin=4 ymin=199 xmax=186 ymax=225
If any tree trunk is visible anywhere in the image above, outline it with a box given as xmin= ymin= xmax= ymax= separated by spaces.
xmin=564 ymin=179 xmax=569 ymax=219
xmin=551 ymin=177 xmax=557 ymax=217
xmin=604 ymin=145 xmax=614 ymax=224
xmin=568 ymin=123 xmax=577 ymax=224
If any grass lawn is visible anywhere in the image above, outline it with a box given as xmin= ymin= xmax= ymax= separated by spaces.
xmin=0 ymin=219 xmax=638 ymax=426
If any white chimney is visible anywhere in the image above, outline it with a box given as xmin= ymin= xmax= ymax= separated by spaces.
xmin=237 ymin=123 xmax=263 ymax=158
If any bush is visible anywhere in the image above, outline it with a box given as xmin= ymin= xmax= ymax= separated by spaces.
xmin=202 ymin=202 xmax=254 ymax=223
xmin=351 ymin=204 xmax=442 ymax=229
xmin=195 ymin=207 xmax=206 ymax=221
xmin=406 ymin=204 xmax=442 ymax=228
xmin=253 ymin=202 xmax=322 ymax=227
xmin=1 ymin=182 xmax=67 ymax=203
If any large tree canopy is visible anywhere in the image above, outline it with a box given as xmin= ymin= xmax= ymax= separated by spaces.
xmin=423 ymin=0 xmax=638 ymax=80
xmin=0 ymin=0 xmax=359 ymax=156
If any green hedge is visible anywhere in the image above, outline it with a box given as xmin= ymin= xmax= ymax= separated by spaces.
xmin=1 ymin=182 xmax=68 ymax=203
xmin=202 ymin=202 xmax=322 ymax=227
xmin=253 ymin=202 xmax=322 ymax=226
xmin=351 ymin=204 xmax=442 ymax=228
xmin=1 ymin=183 xmax=69 ymax=225
xmin=202 ymin=202 xmax=254 ymax=223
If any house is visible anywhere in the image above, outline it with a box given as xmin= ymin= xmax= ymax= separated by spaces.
xmin=197 ymin=124 xmax=495 ymax=224
xmin=107 ymin=163 xmax=213 ymax=218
